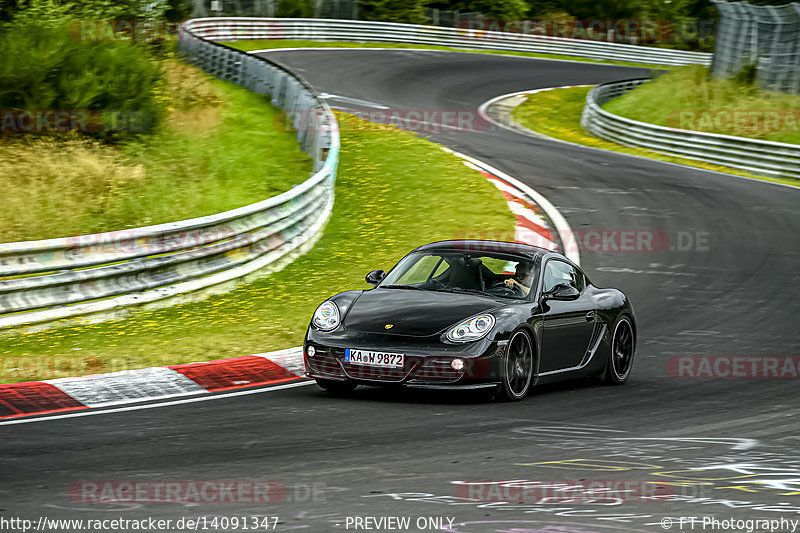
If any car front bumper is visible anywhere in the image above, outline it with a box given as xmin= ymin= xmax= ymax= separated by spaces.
xmin=304 ymin=329 xmax=503 ymax=388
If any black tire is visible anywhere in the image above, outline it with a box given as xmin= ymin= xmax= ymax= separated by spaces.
xmin=315 ymin=378 xmax=357 ymax=394
xmin=604 ymin=315 xmax=636 ymax=385
xmin=498 ymin=330 xmax=535 ymax=401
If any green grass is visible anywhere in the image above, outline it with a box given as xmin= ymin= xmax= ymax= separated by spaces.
xmin=510 ymin=86 xmax=800 ymax=188
xmin=0 ymin=112 xmax=515 ymax=383
xmin=603 ymin=65 xmax=800 ymax=145
xmin=227 ymin=39 xmax=674 ymax=71
xmin=0 ymin=61 xmax=311 ymax=242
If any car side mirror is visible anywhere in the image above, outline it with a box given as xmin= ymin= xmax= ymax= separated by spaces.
xmin=543 ymin=283 xmax=580 ymax=301
xmin=365 ymin=269 xmax=386 ymax=285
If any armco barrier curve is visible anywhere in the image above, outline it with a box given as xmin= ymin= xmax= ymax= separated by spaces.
xmin=581 ymin=78 xmax=800 ymax=180
xmin=0 ymin=23 xmax=340 ymax=330
xmin=186 ymin=17 xmax=711 ymax=67
xmin=0 ymin=161 xmax=559 ymax=422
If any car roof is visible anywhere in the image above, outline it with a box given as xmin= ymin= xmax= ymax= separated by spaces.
xmin=411 ymin=240 xmax=550 ymax=259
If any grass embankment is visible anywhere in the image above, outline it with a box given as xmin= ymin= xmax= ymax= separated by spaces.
xmin=0 ymin=60 xmax=310 ymax=242
xmin=510 ymin=84 xmax=799 ymax=187
xmin=227 ymin=39 xmax=672 ymax=70
xmin=0 ymin=112 xmax=515 ymax=383
xmin=604 ymin=65 xmax=800 ymax=145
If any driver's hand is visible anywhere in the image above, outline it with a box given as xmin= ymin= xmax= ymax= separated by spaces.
xmin=504 ymin=279 xmax=516 ymax=288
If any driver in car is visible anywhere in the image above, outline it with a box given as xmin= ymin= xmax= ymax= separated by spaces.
xmin=504 ymin=261 xmax=534 ymax=296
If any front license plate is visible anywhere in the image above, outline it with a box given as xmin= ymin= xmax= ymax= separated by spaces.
xmin=345 ymin=349 xmax=404 ymax=368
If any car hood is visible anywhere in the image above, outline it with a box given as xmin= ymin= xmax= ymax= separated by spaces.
xmin=343 ymin=288 xmax=501 ymax=337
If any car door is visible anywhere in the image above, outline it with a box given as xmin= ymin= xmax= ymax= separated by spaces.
xmin=538 ymin=259 xmax=597 ymax=372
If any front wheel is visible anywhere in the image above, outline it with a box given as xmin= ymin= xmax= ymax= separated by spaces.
xmin=498 ymin=330 xmax=535 ymax=401
xmin=604 ymin=315 xmax=635 ymax=385
xmin=315 ymin=378 xmax=357 ymax=394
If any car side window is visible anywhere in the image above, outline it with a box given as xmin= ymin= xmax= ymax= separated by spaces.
xmin=543 ymin=260 xmax=583 ymax=293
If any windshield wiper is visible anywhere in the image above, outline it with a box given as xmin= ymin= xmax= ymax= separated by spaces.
xmin=380 ymin=284 xmax=427 ymax=290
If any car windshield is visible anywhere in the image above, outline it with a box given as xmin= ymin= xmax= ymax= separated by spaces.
xmin=379 ymin=250 xmax=538 ymax=300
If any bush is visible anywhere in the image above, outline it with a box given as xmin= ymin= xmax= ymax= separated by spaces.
xmin=734 ymin=62 xmax=758 ymax=86
xmin=358 ymin=0 xmax=427 ymax=24
xmin=0 ymin=23 xmax=163 ymax=138
xmin=5 ymin=0 xmax=168 ymax=26
xmin=164 ymin=0 xmax=194 ymax=21
xmin=276 ymin=0 xmax=313 ymax=17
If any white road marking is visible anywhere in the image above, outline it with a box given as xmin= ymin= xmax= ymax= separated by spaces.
xmin=445 ymin=147 xmax=581 ymax=266
xmin=611 ymin=437 xmax=760 ymax=451
xmin=0 ymin=380 xmax=314 ymax=426
xmin=317 ymin=92 xmax=389 ymax=109
xmin=479 ymin=87 xmax=800 ymax=191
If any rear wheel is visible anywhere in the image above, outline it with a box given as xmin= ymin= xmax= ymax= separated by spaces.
xmin=604 ymin=315 xmax=635 ymax=385
xmin=315 ymin=379 xmax=357 ymax=394
xmin=498 ymin=330 xmax=535 ymax=401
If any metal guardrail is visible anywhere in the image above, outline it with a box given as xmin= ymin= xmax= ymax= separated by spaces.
xmin=0 ymin=20 xmax=340 ymax=329
xmin=581 ymin=78 xmax=800 ymax=180
xmin=186 ymin=17 xmax=711 ymax=66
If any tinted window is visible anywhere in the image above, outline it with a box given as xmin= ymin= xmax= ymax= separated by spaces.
xmin=543 ymin=260 xmax=583 ymax=292
xmin=379 ymin=251 xmax=537 ymax=300
xmin=393 ymin=254 xmax=445 ymax=285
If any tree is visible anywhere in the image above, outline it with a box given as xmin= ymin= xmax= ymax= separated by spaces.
xmin=7 ymin=0 xmax=171 ymax=26
xmin=636 ymin=0 xmax=691 ymax=20
xmin=526 ymin=0 xmax=562 ymax=16
xmin=0 ymin=0 xmax=22 ymax=24
xmin=164 ymin=0 xmax=193 ymax=20
xmin=558 ymin=0 xmax=637 ymax=19
xmin=431 ymin=0 xmax=530 ymax=19
xmin=276 ymin=0 xmax=313 ymax=17
xmin=359 ymin=0 xmax=426 ymax=24
xmin=460 ymin=0 xmax=530 ymax=19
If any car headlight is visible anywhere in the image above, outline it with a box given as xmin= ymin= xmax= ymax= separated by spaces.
xmin=446 ymin=314 xmax=495 ymax=343
xmin=312 ymin=301 xmax=340 ymax=331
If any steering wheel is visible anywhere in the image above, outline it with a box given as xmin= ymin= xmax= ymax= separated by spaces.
xmin=504 ymin=281 xmax=526 ymax=297
xmin=489 ymin=279 xmax=521 ymax=297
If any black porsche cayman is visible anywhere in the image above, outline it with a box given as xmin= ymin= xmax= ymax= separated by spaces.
xmin=303 ymin=240 xmax=636 ymax=401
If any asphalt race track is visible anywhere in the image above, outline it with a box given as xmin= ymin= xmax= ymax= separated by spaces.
xmin=3 ymin=51 xmax=800 ymax=533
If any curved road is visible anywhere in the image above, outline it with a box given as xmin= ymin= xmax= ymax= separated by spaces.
xmin=3 ymin=51 xmax=799 ymax=532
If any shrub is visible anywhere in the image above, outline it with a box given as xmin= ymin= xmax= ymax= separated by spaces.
xmin=276 ymin=0 xmax=313 ymax=17
xmin=0 ymin=22 xmax=163 ymax=138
